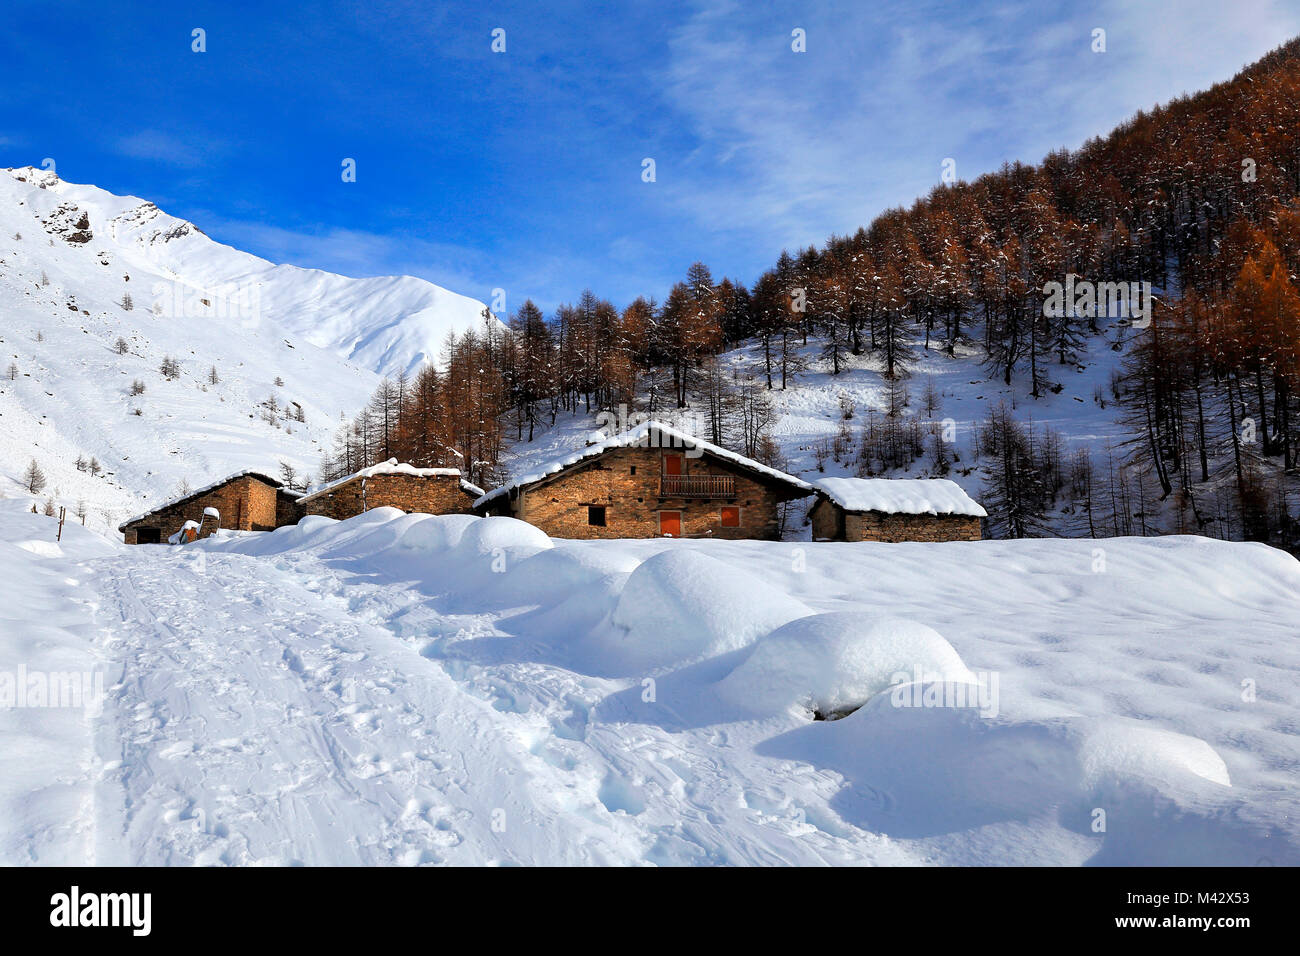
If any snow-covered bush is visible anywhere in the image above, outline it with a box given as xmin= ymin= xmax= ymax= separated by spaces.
xmin=599 ymin=549 xmax=812 ymax=673
xmin=717 ymin=612 xmax=976 ymax=717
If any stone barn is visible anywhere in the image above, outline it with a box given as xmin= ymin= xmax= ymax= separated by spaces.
xmin=297 ymin=459 xmax=484 ymax=519
xmin=120 ymin=471 xmax=285 ymax=544
xmin=809 ymin=477 xmax=986 ymax=542
xmin=474 ymin=421 xmax=813 ymax=540
xmin=277 ymin=487 xmax=305 ymax=527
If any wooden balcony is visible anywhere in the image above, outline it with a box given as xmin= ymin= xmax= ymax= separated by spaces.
xmin=660 ymin=474 xmax=735 ymax=498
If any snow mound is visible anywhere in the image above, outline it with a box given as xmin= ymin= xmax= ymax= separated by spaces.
xmin=600 ymin=549 xmax=812 ymax=672
xmin=208 ymin=509 xmax=396 ymax=557
xmin=338 ymin=510 xmax=439 ymax=555
xmin=1076 ymin=720 xmax=1230 ymax=789
xmin=240 ymin=514 xmax=339 ymax=553
xmin=396 ymin=513 xmax=479 ymax=553
xmin=296 ymin=515 xmax=337 ymax=535
xmin=454 ymin=516 xmax=553 ymax=557
xmin=496 ymin=545 xmax=640 ymax=608
xmin=760 ymin=691 xmax=1233 ymax=855
xmin=13 ymin=540 xmax=64 ymax=559
xmin=717 ymin=612 xmax=976 ymax=716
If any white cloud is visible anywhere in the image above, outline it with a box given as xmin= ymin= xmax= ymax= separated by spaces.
xmin=115 ymin=130 xmax=208 ymax=167
xmin=654 ymin=0 xmax=1300 ymax=258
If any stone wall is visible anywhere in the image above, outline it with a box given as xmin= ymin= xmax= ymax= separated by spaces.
xmin=301 ymin=474 xmax=477 ymax=520
xmin=810 ymin=497 xmax=843 ymax=540
xmin=122 ymin=475 xmax=279 ymax=544
xmin=276 ymin=491 xmax=304 ymax=528
xmin=841 ymin=506 xmax=982 ymax=542
xmin=489 ymin=446 xmax=801 ymax=540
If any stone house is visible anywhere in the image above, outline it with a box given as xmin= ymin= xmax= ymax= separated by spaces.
xmin=809 ymin=476 xmax=985 ymax=542
xmin=297 ymin=459 xmax=484 ymax=519
xmin=474 ymin=421 xmax=814 ymax=539
xmin=119 ymin=471 xmax=285 ymax=544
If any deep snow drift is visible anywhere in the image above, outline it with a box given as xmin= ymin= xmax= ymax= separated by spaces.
xmin=2 ymin=498 xmax=1297 ymax=866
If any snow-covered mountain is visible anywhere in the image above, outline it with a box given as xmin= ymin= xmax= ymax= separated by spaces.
xmin=0 ymin=166 xmax=493 ymax=534
xmin=5 ymin=167 xmax=492 ymax=377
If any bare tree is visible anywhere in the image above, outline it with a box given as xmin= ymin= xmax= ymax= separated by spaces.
xmin=922 ymin=377 xmax=941 ymax=418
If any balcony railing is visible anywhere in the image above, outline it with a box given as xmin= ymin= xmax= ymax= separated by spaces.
xmin=660 ymin=474 xmax=735 ymax=498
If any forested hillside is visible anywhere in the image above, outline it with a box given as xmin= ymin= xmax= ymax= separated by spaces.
xmin=325 ymin=37 xmax=1300 ymax=551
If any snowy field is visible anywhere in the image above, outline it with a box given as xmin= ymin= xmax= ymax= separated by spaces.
xmin=2 ymin=497 xmax=1297 ymax=866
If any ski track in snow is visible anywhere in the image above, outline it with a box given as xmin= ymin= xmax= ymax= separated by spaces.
xmin=81 ymin=544 xmax=904 ymax=866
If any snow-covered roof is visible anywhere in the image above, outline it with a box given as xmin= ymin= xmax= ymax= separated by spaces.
xmin=474 ymin=421 xmax=815 ymax=509
xmin=119 ymin=470 xmax=283 ymax=530
xmin=298 ymin=458 xmax=473 ymax=504
xmin=814 ymin=477 xmax=987 ymax=518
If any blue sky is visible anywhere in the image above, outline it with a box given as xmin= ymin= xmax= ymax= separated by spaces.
xmin=3 ymin=0 xmax=1298 ymax=312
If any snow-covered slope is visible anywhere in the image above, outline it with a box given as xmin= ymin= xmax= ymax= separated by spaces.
xmin=498 ymin=328 xmax=1140 ymax=538
xmin=0 ymin=166 xmax=491 ymax=535
xmin=731 ymin=335 xmax=1131 ymax=482
xmin=4 ymin=167 xmax=492 ymax=377
xmin=4 ymin=501 xmax=1296 ymax=865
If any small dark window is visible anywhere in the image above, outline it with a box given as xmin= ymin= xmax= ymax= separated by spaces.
xmin=630 ymin=466 xmax=637 ymax=475
xmin=588 ymin=505 xmax=607 ymax=527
